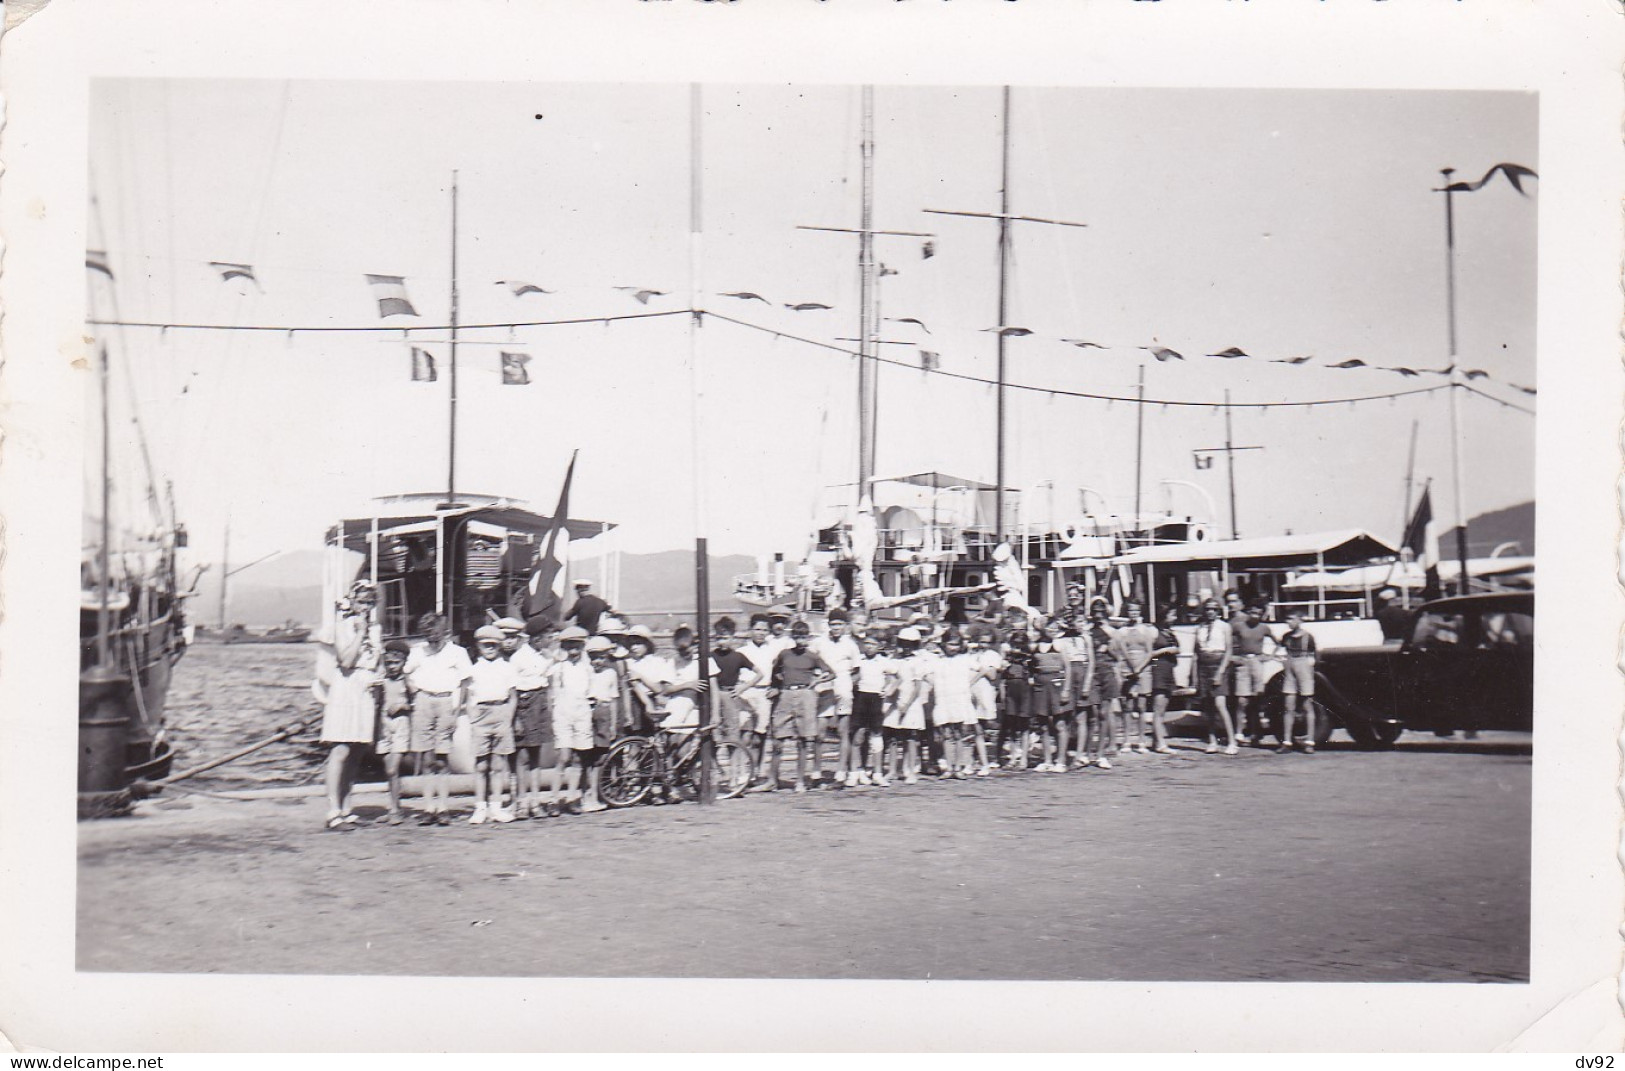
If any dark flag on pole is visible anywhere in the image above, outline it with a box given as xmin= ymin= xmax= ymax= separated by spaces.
xmin=515 ymin=452 xmax=577 ymax=627
xmin=1403 ymin=483 xmax=1442 ymax=600
xmin=410 ymin=347 xmax=437 ymax=383
xmin=500 ymin=352 xmax=532 ymax=385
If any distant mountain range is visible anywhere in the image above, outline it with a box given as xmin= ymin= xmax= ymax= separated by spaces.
xmin=196 ymin=548 xmax=759 ymax=627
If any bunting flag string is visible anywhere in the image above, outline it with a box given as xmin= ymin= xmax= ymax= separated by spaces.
xmin=87 ymin=251 xmax=1534 ymax=395
xmin=697 ymin=309 xmax=1505 ymax=412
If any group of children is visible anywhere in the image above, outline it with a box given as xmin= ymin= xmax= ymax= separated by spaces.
xmin=335 ymin=587 xmax=1321 ymax=828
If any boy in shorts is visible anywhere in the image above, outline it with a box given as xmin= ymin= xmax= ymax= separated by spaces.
xmin=812 ymin=610 xmax=861 ymax=786
xmin=370 ymin=639 xmax=415 ymax=825
xmin=709 ymin=618 xmax=762 ymax=746
xmin=403 ymin=612 xmax=471 ymax=826
xmin=1230 ymin=602 xmax=1275 ymax=746
xmin=1278 ymin=611 xmax=1318 ymax=753
xmin=547 ymin=626 xmax=599 ymax=816
xmin=466 ymin=624 xmax=519 ymax=824
xmin=766 ymin=621 xmax=834 ymax=792
xmin=508 ymin=621 xmax=555 ymax=819
xmin=851 ymin=631 xmax=895 ymax=785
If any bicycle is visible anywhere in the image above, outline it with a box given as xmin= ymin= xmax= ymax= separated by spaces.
xmin=597 ymin=722 xmax=753 ymax=807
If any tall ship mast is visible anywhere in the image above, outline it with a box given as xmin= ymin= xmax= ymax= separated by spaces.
xmin=80 ymin=225 xmax=192 ymax=817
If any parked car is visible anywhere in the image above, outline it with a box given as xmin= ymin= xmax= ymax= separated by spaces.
xmin=1156 ymin=592 xmax=1533 ymax=748
xmin=1295 ymin=592 xmax=1534 ymax=747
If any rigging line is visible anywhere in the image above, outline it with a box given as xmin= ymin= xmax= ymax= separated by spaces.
xmin=1457 ymin=380 xmax=1537 ymax=416
xmin=87 ymin=308 xmax=692 ymax=333
xmin=700 ymin=310 xmax=1452 ymax=410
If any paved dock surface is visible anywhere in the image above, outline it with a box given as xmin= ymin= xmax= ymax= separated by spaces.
xmin=77 ymin=734 xmax=1530 ymax=981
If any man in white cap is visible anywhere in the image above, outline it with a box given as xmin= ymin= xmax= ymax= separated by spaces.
xmin=565 ymin=580 xmax=610 ymax=635
xmin=466 ymin=624 xmax=519 ymax=824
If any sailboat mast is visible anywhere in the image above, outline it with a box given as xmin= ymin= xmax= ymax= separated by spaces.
xmin=1134 ymin=364 xmax=1146 ymax=529
xmin=218 ymin=520 xmax=230 ymax=629
xmin=447 ymin=171 xmax=461 ymax=507
xmin=857 ymin=85 xmax=877 ymax=497
xmin=1401 ymin=417 xmax=1419 ymax=536
xmin=994 ymin=85 xmax=1012 ymax=543
xmin=97 ymin=343 xmax=113 ymax=670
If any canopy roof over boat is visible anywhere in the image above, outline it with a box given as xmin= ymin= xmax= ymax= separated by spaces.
xmin=1284 ymin=556 xmax=1535 ymax=591
xmin=873 ymin=472 xmax=1004 ymax=492
xmin=1103 ymin=528 xmax=1398 ymax=569
xmin=328 ymin=497 xmax=613 ymax=552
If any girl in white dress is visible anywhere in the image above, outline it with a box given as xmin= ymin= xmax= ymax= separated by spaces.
xmin=882 ymin=628 xmax=929 ymax=784
xmin=929 ymin=631 xmax=981 ymax=779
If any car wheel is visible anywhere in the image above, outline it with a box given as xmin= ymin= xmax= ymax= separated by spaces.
xmin=1371 ymin=721 xmax=1403 ymax=747
xmin=1344 ymin=718 xmax=1380 ymax=749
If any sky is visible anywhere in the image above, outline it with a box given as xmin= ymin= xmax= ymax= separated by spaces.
xmin=87 ymin=80 xmax=1537 ymax=565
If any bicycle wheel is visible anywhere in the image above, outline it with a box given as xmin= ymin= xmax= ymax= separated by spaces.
xmin=710 ymin=741 xmax=754 ymax=800
xmin=598 ymin=737 xmax=660 ymax=808
xmin=670 ymin=739 xmax=752 ymax=802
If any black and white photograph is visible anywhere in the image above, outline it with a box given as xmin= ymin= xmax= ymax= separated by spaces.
xmin=1 ymin=0 xmax=1619 ymax=1055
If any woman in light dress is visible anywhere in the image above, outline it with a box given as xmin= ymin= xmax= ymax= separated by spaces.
xmin=318 ymin=579 xmax=383 ymax=829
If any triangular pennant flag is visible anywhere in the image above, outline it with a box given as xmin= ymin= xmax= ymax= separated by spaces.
xmin=1210 ymin=347 xmax=1250 ymax=359
xmin=210 ymin=262 xmax=260 ymax=288
xmin=1462 ymin=368 xmax=1489 ymax=380
xmin=984 ymin=326 xmax=1033 ymax=337
xmin=720 ymin=291 xmax=771 ymax=304
xmin=889 ymin=316 xmax=931 ymax=334
xmin=496 ymin=280 xmax=554 ymax=298
xmin=1387 ymin=366 xmax=1421 ymax=377
xmin=1509 ymin=382 xmax=1537 ymax=396
xmin=86 ymin=250 xmax=114 ymax=279
xmin=1441 ymin=163 xmax=1538 ymax=196
xmin=366 ymin=274 xmax=418 ymax=318
xmin=410 ymin=347 xmax=437 ymax=383
xmin=1330 ymin=359 xmax=1368 ymax=369
xmin=1271 ymin=354 xmax=1313 ymax=365
xmin=1062 ymin=339 xmax=1105 ymax=349
xmin=500 ymin=352 xmax=532 ymax=385
xmin=1145 ymin=346 xmax=1184 ymax=362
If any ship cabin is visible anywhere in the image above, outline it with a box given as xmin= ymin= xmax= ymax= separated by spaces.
xmin=324 ymin=492 xmax=613 ymax=642
xmin=815 ymin=473 xmax=1009 ymax=617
